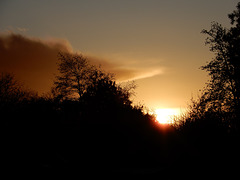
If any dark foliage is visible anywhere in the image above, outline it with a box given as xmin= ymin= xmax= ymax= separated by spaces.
xmin=1 ymin=71 xmax=180 ymax=175
xmin=200 ymin=2 xmax=240 ymax=131
xmin=172 ymin=2 xmax=240 ymax=173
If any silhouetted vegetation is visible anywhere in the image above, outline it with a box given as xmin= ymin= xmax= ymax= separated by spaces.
xmin=2 ymin=3 xmax=240 ymax=176
xmin=173 ymin=2 xmax=240 ymax=173
xmin=2 ymin=55 xmax=179 ymax=175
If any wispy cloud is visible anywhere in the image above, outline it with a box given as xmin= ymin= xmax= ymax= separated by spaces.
xmin=17 ymin=27 xmax=29 ymax=33
xmin=122 ymin=68 xmax=163 ymax=82
xmin=85 ymin=54 xmax=164 ymax=82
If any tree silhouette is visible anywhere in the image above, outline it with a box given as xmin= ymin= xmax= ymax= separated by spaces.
xmin=53 ymin=53 xmax=113 ymax=101
xmin=201 ymin=2 xmax=240 ymax=130
xmin=0 ymin=72 xmax=36 ymax=105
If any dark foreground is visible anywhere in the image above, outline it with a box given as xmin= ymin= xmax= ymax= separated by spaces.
xmin=3 ymin=119 xmax=240 ymax=176
xmin=1 ymin=99 xmax=239 ymax=177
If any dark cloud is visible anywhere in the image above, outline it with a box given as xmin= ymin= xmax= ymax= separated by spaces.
xmin=0 ymin=33 xmax=72 ymax=93
xmin=0 ymin=33 xmax=162 ymax=93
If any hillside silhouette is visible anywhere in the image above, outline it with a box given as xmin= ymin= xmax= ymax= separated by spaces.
xmin=2 ymin=2 xmax=240 ymax=176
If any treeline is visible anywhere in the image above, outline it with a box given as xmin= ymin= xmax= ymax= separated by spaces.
xmin=1 ymin=54 xmax=177 ymax=174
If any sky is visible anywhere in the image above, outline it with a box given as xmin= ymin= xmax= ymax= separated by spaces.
xmin=0 ymin=0 xmax=239 ymax=111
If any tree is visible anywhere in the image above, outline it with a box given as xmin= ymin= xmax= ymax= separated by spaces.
xmin=82 ymin=79 xmax=135 ymax=113
xmin=201 ymin=2 xmax=240 ymax=129
xmin=0 ymin=72 xmax=36 ymax=105
xmin=53 ymin=53 xmax=113 ymax=101
xmin=52 ymin=52 xmax=140 ymax=125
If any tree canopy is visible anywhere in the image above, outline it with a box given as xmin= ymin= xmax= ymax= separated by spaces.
xmin=200 ymin=2 xmax=240 ymax=130
xmin=53 ymin=53 xmax=114 ymax=101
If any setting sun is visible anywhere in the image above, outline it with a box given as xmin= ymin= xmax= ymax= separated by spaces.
xmin=155 ymin=108 xmax=181 ymax=124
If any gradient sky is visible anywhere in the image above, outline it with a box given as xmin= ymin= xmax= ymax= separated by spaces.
xmin=0 ymin=0 xmax=239 ymax=110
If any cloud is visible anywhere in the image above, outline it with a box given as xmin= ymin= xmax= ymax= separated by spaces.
xmin=114 ymin=67 xmax=163 ymax=82
xmin=123 ymin=68 xmax=163 ymax=81
xmin=17 ymin=27 xmax=29 ymax=33
xmin=85 ymin=55 xmax=164 ymax=82
xmin=0 ymin=33 xmax=163 ymax=93
xmin=0 ymin=33 xmax=72 ymax=93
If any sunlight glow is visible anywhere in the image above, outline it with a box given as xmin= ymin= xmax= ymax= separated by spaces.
xmin=155 ymin=108 xmax=181 ymax=124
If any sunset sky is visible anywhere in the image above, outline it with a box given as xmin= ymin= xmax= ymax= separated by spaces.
xmin=0 ymin=0 xmax=239 ymax=111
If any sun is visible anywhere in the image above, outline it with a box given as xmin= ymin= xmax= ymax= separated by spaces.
xmin=155 ymin=108 xmax=181 ymax=124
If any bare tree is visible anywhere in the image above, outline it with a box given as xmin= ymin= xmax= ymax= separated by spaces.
xmin=0 ymin=72 xmax=36 ymax=104
xmin=53 ymin=53 xmax=113 ymax=101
